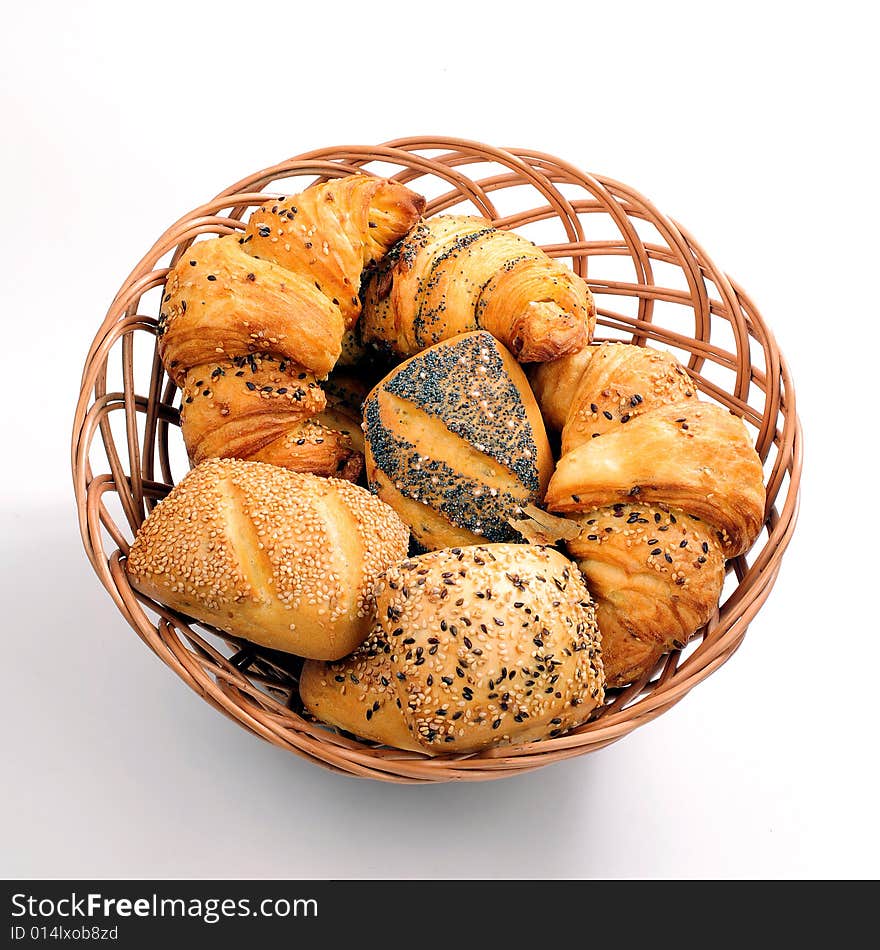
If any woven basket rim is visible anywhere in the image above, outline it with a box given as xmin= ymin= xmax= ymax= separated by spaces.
xmin=71 ymin=137 xmax=802 ymax=783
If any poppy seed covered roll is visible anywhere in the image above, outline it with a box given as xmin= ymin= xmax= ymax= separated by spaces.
xmin=363 ymin=331 xmax=554 ymax=551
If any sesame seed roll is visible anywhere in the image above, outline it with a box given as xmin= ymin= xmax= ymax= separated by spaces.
xmin=125 ymin=458 xmax=410 ymax=660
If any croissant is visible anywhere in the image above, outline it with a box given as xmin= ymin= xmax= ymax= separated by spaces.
xmin=249 ymin=371 xmax=368 ymax=482
xmin=360 ymin=215 xmax=596 ymax=363
xmin=159 ymin=175 xmax=425 ymax=478
xmin=539 ymin=343 xmax=766 ymax=687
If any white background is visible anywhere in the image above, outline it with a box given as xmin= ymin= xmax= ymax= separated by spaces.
xmin=2 ymin=0 xmax=877 ymax=879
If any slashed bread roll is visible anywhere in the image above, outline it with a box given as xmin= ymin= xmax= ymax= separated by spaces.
xmin=125 ymin=458 xmax=410 ymax=659
xmin=300 ymin=544 xmax=605 ymax=753
xmin=363 ymin=331 xmax=553 ymax=550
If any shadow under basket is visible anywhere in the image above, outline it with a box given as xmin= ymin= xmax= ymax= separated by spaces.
xmin=72 ymin=138 xmax=802 ymax=783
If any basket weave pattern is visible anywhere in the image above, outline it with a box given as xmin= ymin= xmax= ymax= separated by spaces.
xmin=72 ymin=138 xmax=801 ymax=782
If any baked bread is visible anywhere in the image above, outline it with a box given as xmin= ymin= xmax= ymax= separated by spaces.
xmin=125 ymin=458 xmax=410 ymax=659
xmin=360 ymin=215 xmax=596 ymax=362
xmin=362 ymin=331 xmax=554 ymax=550
xmin=301 ymin=544 xmax=605 ymax=753
xmin=299 ymin=626 xmax=424 ymax=753
xmin=159 ymin=175 xmax=425 ymax=478
xmin=539 ymin=342 xmax=766 ymax=686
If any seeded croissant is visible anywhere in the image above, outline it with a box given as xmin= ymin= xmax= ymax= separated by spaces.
xmin=359 ymin=215 xmax=595 ymax=363
xmin=158 ymin=175 xmax=425 ymax=478
xmin=536 ymin=343 xmax=766 ymax=687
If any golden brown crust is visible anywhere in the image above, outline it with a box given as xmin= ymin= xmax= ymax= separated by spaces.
xmin=560 ymin=342 xmax=697 ymax=453
xmin=250 ymin=418 xmax=363 ymax=481
xmin=245 ymin=176 xmax=425 ymax=330
xmin=180 ymin=356 xmax=325 ymax=465
xmin=244 ymin=371 xmax=368 ymax=480
xmin=363 ymin=331 xmax=553 ymax=550
xmin=125 ymin=459 xmax=409 ymax=659
xmin=378 ymin=545 xmax=604 ymax=752
xmin=546 ymin=400 xmax=765 ymax=557
xmin=360 ymin=215 xmax=595 ymax=362
xmin=160 ymin=175 xmax=424 ymax=479
xmin=527 ymin=346 xmax=595 ymax=432
xmin=539 ymin=343 xmax=765 ymax=686
xmin=299 ymin=628 xmax=425 ymax=753
xmin=301 ymin=545 xmax=604 ymax=753
xmin=319 ymin=372 xmax=368 ymax=456
xmin=566 ymin=504 xmax=725 ymax=687
xmin=160 ymin=234 xmax=345 ymax=383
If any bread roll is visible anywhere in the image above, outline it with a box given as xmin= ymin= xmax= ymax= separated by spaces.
xmin=299 ymin=627 xmax=424 ymax=753
xmin=125 ymin=458 xmax=410 ymax=659
xmin=363 ymin=331 xmax=554 ymax=550
xmin=301 ymin=544 xmax=605 ymax=753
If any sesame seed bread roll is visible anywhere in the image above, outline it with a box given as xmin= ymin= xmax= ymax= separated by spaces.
xmin=541 ymin=343 xmax=766 ymax=687
xmin=301 ymin=544 xmax=605 ymax=753
xmin=363 ymin=331 xmax=554 ymax=551
xmin=158 ymin=174 xmax=425 ymax=480
xmin=360 ymin=215 xmax=596 ymax=362
xmin=125 ymin=459 xmax=410 ymax=660
xmin=299 ymin=628 xmax=425 ymax=753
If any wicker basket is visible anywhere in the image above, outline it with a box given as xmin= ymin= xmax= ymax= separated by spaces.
xmin=72 ymin=138 xmax=801 ymax=783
